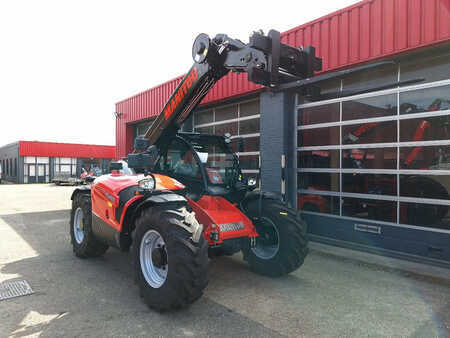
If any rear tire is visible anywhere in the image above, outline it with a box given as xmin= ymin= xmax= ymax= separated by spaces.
xmin=70 ymin=193 xmax=109 ymax=258
xmin=242 ymin=198 xmax=308 ymax=277
xmin=131 ymin=203 xmax=208 ymax=311
xmin=403 ymin=176 xmax=448 ymax=225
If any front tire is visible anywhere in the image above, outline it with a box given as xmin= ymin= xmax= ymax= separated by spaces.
xmin=131 ymin=203 xmax=208 ymax=311
xmin=242 ymin=198 xmax=308 ymax=277
xmin=70 ymin=193 xmax=109 ymax=258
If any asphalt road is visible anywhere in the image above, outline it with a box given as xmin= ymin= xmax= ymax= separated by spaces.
xmin=0 ymin=184 xmax=450 ymax=337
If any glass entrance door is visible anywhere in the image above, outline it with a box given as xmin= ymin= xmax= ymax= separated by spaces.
xmin=28 ymin=164 xmax=36 ymax=183
xmin=37 ymin=164 xmax=45 ymax=183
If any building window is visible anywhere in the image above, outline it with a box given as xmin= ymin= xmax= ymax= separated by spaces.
xmin=54 ymin=157 xmax=77 ymax=176
xmin=134 ymin=118 xmax=156 ymax=138
xmin=342 ymin=62 xmax=398 ymax=92
xmin=24 ymin=156 xmax=50 ymax=183
xmin=297 ymin=51 xmax=450 ymax=231
xmin=400 ymin=45 xmax=450 ymax=85
xmin=194 ymin=98 xmax=260 ymax=185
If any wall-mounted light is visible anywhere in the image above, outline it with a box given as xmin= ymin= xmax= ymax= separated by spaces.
xmin=114 ymin=111 xmax=123 ymax=119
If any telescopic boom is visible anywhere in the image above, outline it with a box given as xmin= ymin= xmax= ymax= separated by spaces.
xmin=132 ymin=29 xmax=397 ymax=157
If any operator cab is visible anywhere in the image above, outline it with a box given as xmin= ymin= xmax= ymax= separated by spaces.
xmin=154 ymin=133 xmax=251 ymax=202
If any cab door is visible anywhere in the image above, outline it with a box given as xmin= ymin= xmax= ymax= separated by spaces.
xmin=155 ymin=138 xmax=205 ymax=200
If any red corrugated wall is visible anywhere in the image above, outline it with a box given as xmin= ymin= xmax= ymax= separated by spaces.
xmin=19 ymin=141 xmax=116 ymax=159
xmin=115 ymin=0 xmax=450 ymax=158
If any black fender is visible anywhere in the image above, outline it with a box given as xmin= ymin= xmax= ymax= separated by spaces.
xmin=70 ymin=185 xmax=91 ymax=200
xmin=138 ymin=193 xmax=202 ymax=241
xmin=240 ymin=190 xmax=283 ymax=214
xmin=137 ymin=192 xmax=187 ymax=206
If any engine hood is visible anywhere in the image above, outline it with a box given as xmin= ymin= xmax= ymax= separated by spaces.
xmin=93 ymin=173 xmax=185 ymax=195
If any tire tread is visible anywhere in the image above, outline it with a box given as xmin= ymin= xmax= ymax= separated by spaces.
xmin=70 ymin=194 xmax=108 ymax=258
xmin=243 ymin=198 xmax=308 ymax=277
xmin=131 ymin=203 xmax=208 ymax=311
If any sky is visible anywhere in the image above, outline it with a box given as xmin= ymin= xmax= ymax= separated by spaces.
xmin=0 ymin=0 xmax=360 ymax=147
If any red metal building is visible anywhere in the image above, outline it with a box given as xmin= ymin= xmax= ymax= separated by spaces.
xmin=0 ymin=141 xmax=116 ymax=184
xmin=116 ymin=0 xmax=450 ymax=158
xmin=115 ymin=0 xmax=450 ymax=265
xmin=18 ymin=141 xmax=116 ymax=159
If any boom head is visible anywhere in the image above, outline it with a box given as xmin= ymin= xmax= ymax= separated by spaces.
xmin=192 ymin=30 xmax=322 ymax=87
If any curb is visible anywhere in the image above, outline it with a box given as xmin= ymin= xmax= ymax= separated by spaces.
xmin=309 ymin=241 xmax=450 ymax=284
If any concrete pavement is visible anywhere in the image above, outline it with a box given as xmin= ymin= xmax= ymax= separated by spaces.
xmin=0 ymin=184 xmax=74 ymax=215
xmin=0 ymin=184 xmax=449 ymax=337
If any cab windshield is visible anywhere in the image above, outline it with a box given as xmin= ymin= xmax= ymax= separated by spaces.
xmin=188 ymin=135 xmax=239 ymax=186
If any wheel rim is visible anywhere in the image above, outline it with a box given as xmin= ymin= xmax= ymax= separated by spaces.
xmin=73 ymin=207 xmax=85 ymax=244
xmin=251 ymin=217 xmax=280 ymax=260
xmin=140 ymin=230 xmax=168 ymax=288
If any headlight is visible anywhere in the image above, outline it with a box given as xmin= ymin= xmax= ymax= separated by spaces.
xmin=138 ymin=176 xmax=155 ymax=191
xmin=248 ymin=178 xmax=257 ymax=186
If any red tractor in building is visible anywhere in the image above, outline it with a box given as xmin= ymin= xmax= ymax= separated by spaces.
xmin=299 ymin=98 xmax=450 ymax=225
xmin=69 ymin=29 xmax=392 ymax=311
